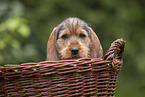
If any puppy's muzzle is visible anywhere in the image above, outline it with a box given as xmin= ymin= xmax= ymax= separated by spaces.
xmin=71 ymin=47 xmax=79 ymax=55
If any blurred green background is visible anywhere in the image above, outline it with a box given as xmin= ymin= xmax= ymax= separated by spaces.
xmin=0 ymin=0 xmax=145 ymax=96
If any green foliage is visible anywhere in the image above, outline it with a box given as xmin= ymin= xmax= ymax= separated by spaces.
xmin=0 ymin=16 xmax=41 ymax=64
xmin=0 ymin=0 xmax=145 ymax=96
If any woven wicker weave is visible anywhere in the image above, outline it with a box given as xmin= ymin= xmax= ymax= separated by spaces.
xmin=0 ymin=39 xmax=125 ymax=97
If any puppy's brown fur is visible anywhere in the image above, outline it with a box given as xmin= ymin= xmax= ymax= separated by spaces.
xmin=47 ymin=17 xmax=103 ymax=61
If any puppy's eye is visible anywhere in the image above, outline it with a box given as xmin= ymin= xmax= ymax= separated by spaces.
xmin=61 ymin=34 xmax=68 ymax=39
xmin=79 ymin=33 xmax=86 ymax=38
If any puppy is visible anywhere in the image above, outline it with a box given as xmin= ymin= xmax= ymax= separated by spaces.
xmin=47 ymin=17 xmax=103 ymax=61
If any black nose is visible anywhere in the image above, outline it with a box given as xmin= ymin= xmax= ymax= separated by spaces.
xmin=71 ymin=47 xmax=79 ymax=54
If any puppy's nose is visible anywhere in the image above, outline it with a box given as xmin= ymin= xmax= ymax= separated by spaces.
xmin=71 ymin=47 xmax=79 ymax=54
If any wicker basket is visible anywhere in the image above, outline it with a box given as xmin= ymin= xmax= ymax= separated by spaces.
xmin=0 ymin=39 xmax=125 ymax=97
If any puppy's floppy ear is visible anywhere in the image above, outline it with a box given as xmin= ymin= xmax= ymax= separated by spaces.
xmin=47 ymin=27 xmax=60 ymax=61
xmin=89 ymin=27 xmax=103 ymax=58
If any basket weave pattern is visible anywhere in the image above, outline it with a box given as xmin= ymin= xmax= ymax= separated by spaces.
xmin=0 ymin=39 xmax=125 ymax=97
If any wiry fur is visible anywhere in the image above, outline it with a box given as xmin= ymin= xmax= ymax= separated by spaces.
xmin=47 ymin=17 xmax=103 ymax=61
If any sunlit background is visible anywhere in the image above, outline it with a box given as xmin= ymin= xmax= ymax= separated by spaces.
xmin=0 ymin=0 xmax=145 ymax=96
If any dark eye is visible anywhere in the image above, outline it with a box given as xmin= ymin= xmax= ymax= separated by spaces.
xmin=61 ymin=34 xmax=68 ymax=39
xmin=79 ymin=33 xmax=86 ymax=38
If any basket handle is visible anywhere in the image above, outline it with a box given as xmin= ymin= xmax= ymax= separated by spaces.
xmin=103 ymin=39 xmax=125 ymax=70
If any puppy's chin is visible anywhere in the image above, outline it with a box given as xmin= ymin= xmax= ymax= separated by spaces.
xmin=60 ymin=54 xmax=79 ymax=60
xmin=60 ymin=52 xmax=88 ymax=60
xmin=70 ymin=54 xmax=81 ymax=59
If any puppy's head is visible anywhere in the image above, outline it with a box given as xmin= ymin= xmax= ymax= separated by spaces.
xmin=47 ymin=17 xmax=103 ymax=61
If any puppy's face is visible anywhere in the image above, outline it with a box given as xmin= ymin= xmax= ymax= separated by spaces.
xmin=56 ymin=23 xmax=91 ymax=59
xmin=47 ymin=17 xmax=103 ymax=61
